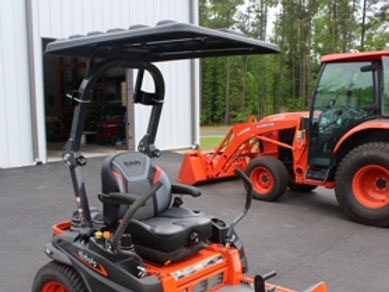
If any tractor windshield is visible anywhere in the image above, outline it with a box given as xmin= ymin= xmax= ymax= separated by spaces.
xmin=383 ymin=57 xmax=389 ymax=116
xmin=309 ymin=62 xmax=376 ymax=167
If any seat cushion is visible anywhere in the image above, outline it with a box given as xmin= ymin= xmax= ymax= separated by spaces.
xmin=135 ymin=243 xmax=206 ymax=264
xmin=128 ymin=207 xmax=212 ymax=252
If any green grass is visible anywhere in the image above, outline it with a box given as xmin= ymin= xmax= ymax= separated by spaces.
xmin=200 ymin=125 xmax=230 ymax=134
xmin=200 ymin=125 xmax=229 ymax=151
xmin=200 ymin=136 xmax=223 ymax=151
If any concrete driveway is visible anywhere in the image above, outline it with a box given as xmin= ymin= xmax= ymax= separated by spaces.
xmin=0 ymin=152 xmax=388 ymax=292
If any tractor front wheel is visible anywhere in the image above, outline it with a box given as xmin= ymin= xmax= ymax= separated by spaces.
xmin=335 ymin=142 xmax=389 ymax=227
xmin=245 ymin=157 xmax=288 ymax=201
xmin=32 ymin=261 xmax=87 ymax=292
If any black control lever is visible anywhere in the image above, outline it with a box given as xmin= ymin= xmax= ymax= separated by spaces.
xmin=226 ymin=168 xmax=253 ymax=240
xmin=112 ymin=182 xmax=162 ymax=253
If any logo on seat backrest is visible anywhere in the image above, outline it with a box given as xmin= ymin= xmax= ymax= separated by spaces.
xmin=124 ymin=160 xmax=141 ymax=167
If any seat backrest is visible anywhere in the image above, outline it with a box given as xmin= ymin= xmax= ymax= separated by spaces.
xmin=101 ymin=152 xmax=171 ymax=220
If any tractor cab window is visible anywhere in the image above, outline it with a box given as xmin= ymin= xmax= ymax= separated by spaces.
xmin=383 ymin=57 xmax=389 ymax=116
xmin=309 ymin=62 xmax=375 ymax=167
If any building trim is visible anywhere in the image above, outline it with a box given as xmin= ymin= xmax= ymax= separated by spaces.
xmin=190 ymin=0 xmax=200 ymax=148
xmin=25 ymin=0 xmax=39 ymax=163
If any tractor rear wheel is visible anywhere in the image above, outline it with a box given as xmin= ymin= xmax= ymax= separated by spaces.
xmin=288 ymin=181 xmax=317 ymax=192
xmin=245 ymin=157 xmax=288 ymax=201
xmin=32 ymin=261 xmax=86 ymax=292
xmin=335 ymin=142 xmax=389 ymax=227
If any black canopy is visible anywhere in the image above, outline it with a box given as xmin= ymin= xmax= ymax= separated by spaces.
xmin=45 ymin=20 xmax=280 ymax=61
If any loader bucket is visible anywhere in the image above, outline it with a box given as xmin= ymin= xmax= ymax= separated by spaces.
xmin=177 ymin=151 xmax=208 ymax=185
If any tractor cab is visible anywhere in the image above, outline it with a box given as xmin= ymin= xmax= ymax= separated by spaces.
xmin=308 ymin=53 xmax=389 ymax=169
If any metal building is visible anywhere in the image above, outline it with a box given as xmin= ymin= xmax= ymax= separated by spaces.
xmin=0 ymin=0 xmax=199 ymax=168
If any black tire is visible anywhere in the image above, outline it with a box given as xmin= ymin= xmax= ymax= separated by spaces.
xmin=32 ymin=261 xmax=87 ymax=292
xmin=245 ymin=156 xmax=288 ymax=201
xmin=288 ymin=181 xmax=317 ymax=192
xmin=335 ymin=142 xmax=389 ymax=227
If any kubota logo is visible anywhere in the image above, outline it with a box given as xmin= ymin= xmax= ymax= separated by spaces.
xmin=78 ymin=250 xmax=98 ymax=267
xmin=74 ymin=250 xmax=108 ymax=277
xmin=124 ymin=160 xmax=141 ymax=167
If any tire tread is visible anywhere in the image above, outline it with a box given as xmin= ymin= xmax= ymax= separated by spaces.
xmin=32 ymin=261 xmax=87 ymax=292
xmin=335 ymin=142 xmax=389 ymax=227
xmin=246 ymin=156 xmax=288 ymax=201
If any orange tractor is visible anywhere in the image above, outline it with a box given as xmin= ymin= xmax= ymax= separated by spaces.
xmin=178 ymin=51 xmax=389 ymax=227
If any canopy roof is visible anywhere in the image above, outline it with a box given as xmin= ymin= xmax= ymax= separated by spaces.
xmin=45 ymin=20 xmax=280 ymax=61
xmin=321 ymin=51 xmax=389 ymax=63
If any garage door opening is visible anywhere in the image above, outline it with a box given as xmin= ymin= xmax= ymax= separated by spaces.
xmin=42 ymin=38 xmax=134 ymax=162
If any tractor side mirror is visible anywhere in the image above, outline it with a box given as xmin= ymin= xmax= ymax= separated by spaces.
xmin=300 ymin=117 xmax=310 ymax=130
xmin=360 ymin=63 xmax=378 ymax=72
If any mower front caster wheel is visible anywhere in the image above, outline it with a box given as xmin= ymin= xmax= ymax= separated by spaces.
xmin=32 ymin=261 xmax=87 ymax=292
xmin=245 ymin=157 xmax=288 ymax=201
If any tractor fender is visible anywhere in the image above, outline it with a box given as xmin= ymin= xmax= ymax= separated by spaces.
xmin=333 ymin=120 xmax=389 ymax=153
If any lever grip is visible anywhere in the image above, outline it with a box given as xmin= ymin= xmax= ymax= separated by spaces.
xmin=234 ymin=168 xmax=253 ymax=193
xmin=112 ymin=182 xmax=162 ymax=250
xmin=227 ymin=169 xmax=253 ymax=239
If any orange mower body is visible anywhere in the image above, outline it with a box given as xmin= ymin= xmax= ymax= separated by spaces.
xmin=52 ymin=222 xmax=327 ymax=292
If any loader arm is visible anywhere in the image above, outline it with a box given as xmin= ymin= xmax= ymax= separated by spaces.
xmin=178 ymin=115 xmax=301 ymax=185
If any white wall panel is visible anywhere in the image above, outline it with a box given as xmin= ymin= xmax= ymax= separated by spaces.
xmin=32 ymin=0 xmax=199 ymax=153
xmin=0 ymin=0 xmax=34 ymax=168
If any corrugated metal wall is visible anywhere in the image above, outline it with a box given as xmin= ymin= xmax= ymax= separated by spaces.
xmin=0 ymin=0 xmax=34 ymax=168
xmin=33 ymin=0 xmax=198 ymax=152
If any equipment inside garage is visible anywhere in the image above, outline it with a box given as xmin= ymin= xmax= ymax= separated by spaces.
xmin=42 ymin=39 xmax=128 ymax=159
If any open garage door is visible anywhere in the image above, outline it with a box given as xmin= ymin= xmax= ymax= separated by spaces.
xmin=42 ymin=38 xmax=134 ymax=162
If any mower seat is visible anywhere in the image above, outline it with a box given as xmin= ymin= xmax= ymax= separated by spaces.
xmin=101 ymin=152 xmax=212 ymax=263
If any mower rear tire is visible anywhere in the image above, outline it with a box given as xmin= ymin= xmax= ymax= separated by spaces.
xmin=335 ymin=142 xmax=389 ymax=227
xmin=288 ymin=181 xmax=317 ymax=192
xmin=245 ymin=157 xmax=288 ymax=201
xmin=32 ymin=261 xmax=87 ymax=292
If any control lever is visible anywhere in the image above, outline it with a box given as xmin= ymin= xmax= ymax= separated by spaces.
xmin=226 ymin=168 xmax=253 ymax=241
xmin=111 ymin=182 xmax=162 ymax=253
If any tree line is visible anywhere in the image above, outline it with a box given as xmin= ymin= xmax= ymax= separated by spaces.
xmin=199 ymin=0 xmax=388 ymax=125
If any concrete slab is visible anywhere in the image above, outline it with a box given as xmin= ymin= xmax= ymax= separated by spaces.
xmin=47 ymin=142 xmax=120 ymax=162
xmin=0 ymin=152 xmax=388 ymax=292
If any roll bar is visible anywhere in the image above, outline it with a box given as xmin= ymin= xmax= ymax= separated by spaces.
xmin=62 ymin=55 xmax=165 ymax=233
